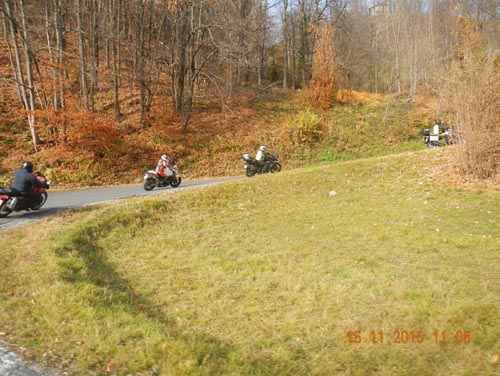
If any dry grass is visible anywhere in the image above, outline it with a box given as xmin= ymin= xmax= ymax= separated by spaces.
xmin=0 ymin=148 xmax=499 ymax=375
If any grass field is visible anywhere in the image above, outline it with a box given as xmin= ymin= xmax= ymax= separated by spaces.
xmin=0 ymin=148 xmax=499 ymax=375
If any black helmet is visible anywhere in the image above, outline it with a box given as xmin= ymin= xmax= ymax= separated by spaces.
xmin=21 ymin=161 xmax=34 ymax=173
xmin=436 ymin=119 xmax=441 ymax=125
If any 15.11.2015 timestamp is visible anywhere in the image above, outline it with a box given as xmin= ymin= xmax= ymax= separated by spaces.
xmin=347 ymin=330 xmax=471 ymax=344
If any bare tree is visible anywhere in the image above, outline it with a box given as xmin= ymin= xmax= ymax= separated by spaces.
xmin=108 ymin=0 xmax=123 ymax=121
xmin=75 ymin=0 xmax=90 ymax=110
xmin=282 ymin=0 xmax=289 ymax=87
xmin=1 ymin=0 xmax=40 ymax=150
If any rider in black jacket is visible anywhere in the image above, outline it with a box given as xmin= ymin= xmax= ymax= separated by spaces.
xmin=10 ymin=162 xmax=50 ymax=211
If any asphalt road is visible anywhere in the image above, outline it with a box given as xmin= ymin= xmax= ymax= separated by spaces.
xmin=0 ymin=176 xmax=240 ymax=231
xmin=0 ymin=345 xmax=55 ymax=376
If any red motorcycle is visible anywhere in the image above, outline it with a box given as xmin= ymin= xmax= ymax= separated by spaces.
xmin=0 ymin=173 xmax=50 ymax=217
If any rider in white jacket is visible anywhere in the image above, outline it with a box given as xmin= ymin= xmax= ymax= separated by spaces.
xmin=256 ymin=145 xmax=269 ymax=172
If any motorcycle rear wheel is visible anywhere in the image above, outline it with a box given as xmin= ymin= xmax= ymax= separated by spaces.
xmin=0 ymin=205 xmax=11 ymax=218
xmin=143 ymin=178 xmax=156 ymax=191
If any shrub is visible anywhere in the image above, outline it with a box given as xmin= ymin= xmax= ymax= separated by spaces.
xmin=285 ymin=108 xmax=323 ymax=147
xmin=439 ymin=17 xmax=500 ymax=179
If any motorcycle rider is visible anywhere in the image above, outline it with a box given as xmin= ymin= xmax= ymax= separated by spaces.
xmin=155 ymin=154 xmax=174 ymax=184
xmin=10 ymin=161 xmax=50 ymax=211
xmin=255 ymin=145 xmax=270 ymax=172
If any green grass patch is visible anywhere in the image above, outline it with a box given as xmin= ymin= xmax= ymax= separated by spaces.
xmin=0 ymin=149 xmax=499 ymax=375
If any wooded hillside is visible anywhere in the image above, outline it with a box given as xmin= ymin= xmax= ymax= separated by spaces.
xmin=1 ymin=0 xmax=499 ymax=185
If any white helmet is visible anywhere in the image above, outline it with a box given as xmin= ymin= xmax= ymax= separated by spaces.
xmin=259 ymin=146 xmax=267 ymax=152
xmin=161 ymin=154 xmax=169 ymax=162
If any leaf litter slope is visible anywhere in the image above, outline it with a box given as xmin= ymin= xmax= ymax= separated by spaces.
xmin=0 ymin=148 xmax=499 ymax=375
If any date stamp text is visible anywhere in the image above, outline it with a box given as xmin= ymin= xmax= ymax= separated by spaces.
xmin=347 ymin=330 xmax=471 ymax=344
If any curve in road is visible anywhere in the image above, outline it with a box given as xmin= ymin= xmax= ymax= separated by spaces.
xmin=1 ymin=177 xmax=240 ymax=231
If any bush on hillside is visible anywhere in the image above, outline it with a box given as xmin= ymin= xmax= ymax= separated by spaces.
xmin=284 ymin=108 xmax=323 ymax=147
xmin=440 ymin=17 xmax=500 ymax=179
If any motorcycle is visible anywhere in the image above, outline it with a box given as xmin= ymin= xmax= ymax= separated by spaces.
xmin=143 ymin=165 xmax=182 ymax=191
xmin=242 ymin=153 xmax=281 ymax=177
xmin=0 ymin=173 xmax=50 ymax=218
xmin=422 ymin=128 xmax=441 ymax=148
xmin=443 ymin=127 xmax=463 ymax=145
xmin=422 ymin=127 xmax=463 ymax=149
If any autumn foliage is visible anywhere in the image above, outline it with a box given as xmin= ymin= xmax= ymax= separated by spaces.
xmin=36 ymin=108 xmax=120 ymax=163
xmin=308 ymin=23 xmax=337 ymax=110
xmin=439 ymin=17 xmax=500 ymax=179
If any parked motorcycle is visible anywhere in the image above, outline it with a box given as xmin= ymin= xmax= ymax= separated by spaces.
xmin=422 ymin=128 xmax=441 ymax=148
xmin=0 ymin=174 xmax=50 ymax=217
xmin=422 ymin=127 xmax=463 ymax=148
xmin=143 ymin=165 xmax=182 ymax=191
xmin=443 ymin=127 xmax=463 ymax=145
xmin=242 ymin=153 xmax=281 ymax=177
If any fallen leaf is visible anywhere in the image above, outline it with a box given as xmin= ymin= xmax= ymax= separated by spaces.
xmin=104 ymin=363 xmax=116 ymax=373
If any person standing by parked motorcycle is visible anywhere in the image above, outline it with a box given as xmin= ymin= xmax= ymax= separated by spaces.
xmin=10 ymin=162 xmax=50 ymax=211
xmin=256 ymin=145 xmax=270 ymax=172
xmin=433 ymin=119 xmax=444 ymax=137
xmin=156 ymin=154 xmax=174 ymax=182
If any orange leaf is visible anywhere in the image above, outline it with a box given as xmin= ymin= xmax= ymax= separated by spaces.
xmin=104 ymin=363 xmax=116 ymax=373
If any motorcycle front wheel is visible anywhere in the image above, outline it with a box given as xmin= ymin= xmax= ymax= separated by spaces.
xmin=170 ymin=176 xmax=182 ymax=188
xmin=30 ymin=192 xmax=48 ymax=210
xmin=270 ymin=163 xmax=282 ymax=173
xmin=143 ymin=178 xmax=156 ymax=191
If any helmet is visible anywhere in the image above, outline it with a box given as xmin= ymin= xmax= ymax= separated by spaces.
xmin=161 ymin=154 xmax=169 ymax=162
xmin=21 ymin=161 xmax=34 ymax=173
xmin=436 ymin=119 xmax=441 ymax=125
xmin=259 ymin=146 xmax=267 ymax=152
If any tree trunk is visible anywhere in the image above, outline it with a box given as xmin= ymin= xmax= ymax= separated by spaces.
xmin=111 ymin=0 xmax=122 ymax=121
xmin=282 ymin=0 xmax=289 ymax=88
xmin=2 ymin=0 xmax=40 ymax=150
xmin=76 ymin=0 xmax=89 ymax=110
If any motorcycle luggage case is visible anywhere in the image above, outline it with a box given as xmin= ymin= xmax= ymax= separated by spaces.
xmin=422 ymin=128 xmax=430 ymax=136
xmin=429 ymin=135 xmax=439 ymax=142
xmin=242 ymin=153 xmax=253 ymax=162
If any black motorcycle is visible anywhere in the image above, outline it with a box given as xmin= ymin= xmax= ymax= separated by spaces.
xmin=143 ymin=165 xmax=182 ymax=191
xmin=443 ymin=127 xmax=463 ymax=145
xmin=242 ymin=153 xmax=281 ymax=177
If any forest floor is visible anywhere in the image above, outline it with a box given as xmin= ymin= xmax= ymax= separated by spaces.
xmin=1 ymin=87 xmax=434 ymax=189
